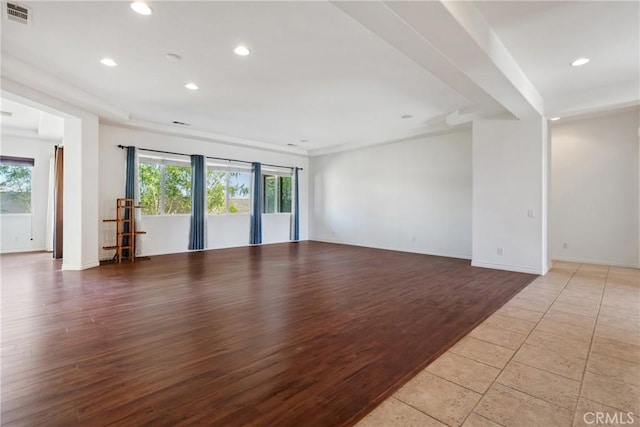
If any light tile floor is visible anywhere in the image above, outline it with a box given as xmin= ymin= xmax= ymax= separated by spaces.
xmin=357 ymin=262 xmax=640 ymax=427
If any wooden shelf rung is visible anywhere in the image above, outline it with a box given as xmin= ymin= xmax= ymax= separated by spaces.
xmin=103 ymin=198 xmax=146 ymax=263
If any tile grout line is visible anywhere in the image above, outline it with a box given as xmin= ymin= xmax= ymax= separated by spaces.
xmin=570 ymin=266 xmax=608 ymax=424
xmin=386 ymin=396 xmax=457 ymax=426
xmin=458 ymin=265 xmax=581 ymax=426
xmin=391 ymin=394 xmax=464 ymax=427
xmin=375 ymin=265 xmax=625 ymax=427
xmin=445 ymin=346 xmax=510 ymax=370
xmin=571 ymin=266 xmax=636 ymax=420
xmin=450 ymin=288 xmax=596 ymax=384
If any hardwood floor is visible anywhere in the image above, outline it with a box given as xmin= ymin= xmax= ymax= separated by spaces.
xmin=1 ymin=242 xmax=536 ymax=426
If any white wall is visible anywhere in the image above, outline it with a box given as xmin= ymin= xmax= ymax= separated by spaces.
xmin=62 ymin=112 xmax=101 ymax=270
xmin=551 ymin=109 xmax=639 ymax=267
xmin=472 ymin=116 xmax=549 ymax=275
xmin=0 ymin=135 xmax=57 ymax=253
xmin=99 ymin=124 xmax=308 ymax=259
xmin=309 ymin=130 xmax=472 ymax=259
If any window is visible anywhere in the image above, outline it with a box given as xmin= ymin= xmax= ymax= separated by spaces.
xmin=139 ymin=158 xmax=191 ymax=215
xmin=263 ymin=174 xmax=292 ymax=213
xmin=228 ymin=171 xmax=250 ymax=213
xmin=279 ymin=176 xmax=292 ymax=213
xmin=206 ymin=167 xmax=250 ymax=215
xmin=0 ymin=156 xmax=34 ymax=214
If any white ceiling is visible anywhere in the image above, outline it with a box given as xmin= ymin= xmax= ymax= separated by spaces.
xmin=1 ymin=1 xmax=637 ymax=154
xmin=0 ymin=97 xmax=64 ymax=140
xmin=476 ymin=1 xmax=639 ymax=114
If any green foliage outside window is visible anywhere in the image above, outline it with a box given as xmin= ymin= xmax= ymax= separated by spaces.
xmin=279 ymin=176 xmax=292 ymax=213
xmin=164 ymin=165 xmax=191 ymax=214
xmin=227 ymin=171 xmax=250 ymax=213
xmin=139 ymin=163 xmax=161 ymax=215
xmin=207 ymin=170 xmax=226 ymax=214
xmin=264 ymin=176 xmax=276 ymax=213
xmin=139 ymin=162 xmax=191 ymax=215
xmin=207 ymin=170 xmax=250 ymax=214
xmin=263 ymin=175 xmax=292 ymax=213
xmin=0 ymin=164 xmax=32 ymax=214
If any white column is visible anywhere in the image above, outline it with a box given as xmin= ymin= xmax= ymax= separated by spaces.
xmin=472 ymin=116 xmax=549 ymax=275
xmin=62 ymin=112 xmax=99 ymax=270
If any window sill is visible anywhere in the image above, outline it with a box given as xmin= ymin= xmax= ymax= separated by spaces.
xmin=141 ymin=214 xmax=191 ymax=218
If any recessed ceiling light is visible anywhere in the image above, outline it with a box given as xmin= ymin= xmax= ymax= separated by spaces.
xmin=100 ymin=58 xmax=118 ymax=67
xmin=570 ymin=58 xmax=590 ymax=67
xmin=130 ymin=1 xmax=152 ymax=15
xmin=287 ymin=143 xmax=297 ymax=147
xmin=550 ymin=117 xmax=560 ymax=121
xmin=234 ymin=46 xmax=251 ymax=56
xmin=165 ymin=53 xmax=181 ymax=62
xmin=172 ymin=120 xmax=190 ymax=126
xmin=300 ymin=139 xmax=308 ymax=143
xmin=185 ymin=83 xmax=199 ymax=90
xmin=401 ymin=114 xmax=413 ymax=119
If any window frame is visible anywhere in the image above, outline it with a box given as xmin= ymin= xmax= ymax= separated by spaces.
xmin=206 ymin=163 xmax=251 ymax=216
xmin=138 ymin=155 xmax=192 ymax=216
xmin=0 ymin=156 xmax=34 ymax=215
xmin=262 ymin=172 xmax=293 ymax=214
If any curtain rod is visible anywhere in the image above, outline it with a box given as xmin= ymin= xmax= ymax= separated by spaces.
xmin=117 ymin=145 xmax=303 ymax=171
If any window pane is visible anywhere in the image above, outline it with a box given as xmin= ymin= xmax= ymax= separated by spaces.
xmin=164 ymin=165 xmax=192 ymax=214
xmin=207 ymin=170 xmax=227 ymax=214
xmin=139 ymin=162 xmax=162 ymax=215
xmin=263 ymin=175 xmax=276 ymax=214
xmin=228 ymin=171 xmax=250 ymax=214
xmin=0 ymin=163 xmax=32 ymax=214
xmin=279 ymin=176 xmax=292 ymax=213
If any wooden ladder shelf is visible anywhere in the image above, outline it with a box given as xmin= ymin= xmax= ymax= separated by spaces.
xmin=102 ymin=198 xmax=146 ymax=263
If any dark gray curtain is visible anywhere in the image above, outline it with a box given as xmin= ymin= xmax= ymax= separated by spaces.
xmin=250 ymin=162 xmax=262 ymax=244
xmin=123 ymin=146 xmax=136 ymax=257
xmin=189 ymin=154 xmax=206 ymax=250
xmin=292 ymin=167 xmax=300 ymax=241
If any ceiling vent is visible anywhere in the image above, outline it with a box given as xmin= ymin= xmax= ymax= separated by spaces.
xmin=6 ymin=2 xmax=30 ymax=25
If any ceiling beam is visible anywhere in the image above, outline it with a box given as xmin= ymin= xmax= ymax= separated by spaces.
xmin=333 ymin=1 xmax=544 ymax=119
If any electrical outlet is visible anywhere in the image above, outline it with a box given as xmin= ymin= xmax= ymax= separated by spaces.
xmin=563 ymin=243 xmax=568 ymax=249
xmin=497 ymin=248 xmax=503 ymax=255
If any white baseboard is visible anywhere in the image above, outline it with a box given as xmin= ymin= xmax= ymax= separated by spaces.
xmin=310 ymin=236 xmax=472 ymax=260
xmin=551 ymin=256 xmax=639 ymax=269
xmin=62 ymin=260 xmax=100 ymax=271
xmin=131 ymin=239 xmax=309 ymax=259
xmin=0 ymin=247 xmax=47 ymax=254
xmin=471 ymin=260 xmax=544 ymax=275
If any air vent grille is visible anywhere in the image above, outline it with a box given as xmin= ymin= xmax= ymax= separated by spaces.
xmin=6 ymin=2 xmax=30 ymax=25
